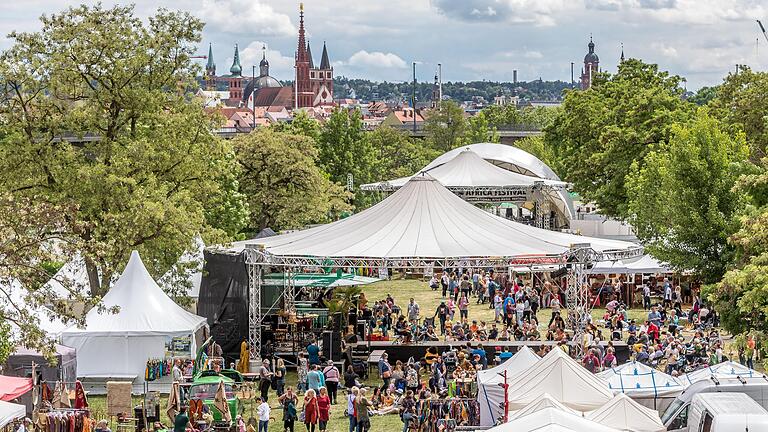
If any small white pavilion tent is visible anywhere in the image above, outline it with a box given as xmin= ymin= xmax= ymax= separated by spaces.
xmin=227 ymin=175 xmax=641 ymax=261
xmin=590 ymin=255 xmax=672 ymax=275
xmin=0 ymin=401 xmax=25 ymax=429
xmin=488 ymin=407 xmax=620 ymax=432
xmin=586 ymin=393 xmax=666 ymax=432
xmin=505 ymin=347 xmax=614 ymax=411
xmin=477 ymin=346 xmax=541 ymax=425
xmin=681 ymin=361 xmax=761 ymax=385
xmin=61 ymin=251 xmax=207 ymax=383
xmin=598 ymin=361 xmax=684 ymax=411
xmin=508 ymin=393 xmax=579 ymax=421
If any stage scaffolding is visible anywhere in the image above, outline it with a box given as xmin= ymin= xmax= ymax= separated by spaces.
xmin=242 ymin=244 xmax=641 ymax=360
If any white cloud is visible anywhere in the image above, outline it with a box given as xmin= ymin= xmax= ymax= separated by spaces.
xmin=433 ymin=0 xmax=572 ymax=27
xmin=346 ymin=50 xmax=407 ymax=69
xmin=199 ymin=0 xmax=295 ymax=36
xmin=238 ymin=41 xmax=295 ymax=78
xmin=524 ymin=50 xmax=544 ymax=59
xmin=651 ymin=42 xmax=678 ymax=58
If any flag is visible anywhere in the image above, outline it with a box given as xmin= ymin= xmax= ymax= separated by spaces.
xmin=166 ymin=381 xmax=180 ymax=422
xmin=213 ymin=380 xmax=231 ymax=423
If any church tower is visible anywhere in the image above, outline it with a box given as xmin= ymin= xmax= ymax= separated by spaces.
xmin=294 ymin=4 xmax=314 ymax=108
xmin=580 ymin=36 xmax=599 ymax=89
xmin=228 ymin=44 xmax=243 ymax=101
xmin=205 ymin=43 xmax=216 ymax=90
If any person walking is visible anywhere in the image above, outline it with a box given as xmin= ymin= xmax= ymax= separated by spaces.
xmin=440 ymin=271 xmax=449 ymax=298
xmin=346 ymin=387 xmax=358 ymax=432
xmin=401 ymin=390 xmax=416 ymax=432
xmin=303 ymin=389 xmax=320 ymax=432
xmin=355 ymin=388 xmax=371 ymax=432
xmin=279 ymin=387 xmax=299 ymax=432
xmin=343 ymin=365 xmax=359 ymax=390
xmin=256 ymin=397 xmax=270 ymax=432
xmin=458 ymin=294 xmax=469 ymax=321
xmin=258 ymin=359 xmax=273 ymax=402
xmin=317 ymin=387 xmax=331 ymax=432
xmin=322 ymin=361 xmax=340 ymax=404
xmin=275 ymin=358 xmax=287 ymax=397
xmin=298 ymin=352 xmax=309 ymax=393
xmin=307 ymin=365 xmax=323 ymax=393
xmin=433 ymin=302 xmax=449 ymax=335
xmin=173 ymin=407 xmax=189 ymax=432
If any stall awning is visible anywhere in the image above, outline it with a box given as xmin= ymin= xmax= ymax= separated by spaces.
xmin=0 ymin=375 xmax=32 ymax=401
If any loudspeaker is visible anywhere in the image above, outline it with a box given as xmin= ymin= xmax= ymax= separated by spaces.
xmin=322 ymin=330 xmax=342 ymax=362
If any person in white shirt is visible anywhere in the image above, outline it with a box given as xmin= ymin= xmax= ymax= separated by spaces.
xmin=256 ymin=397 xmax=270 ymax=432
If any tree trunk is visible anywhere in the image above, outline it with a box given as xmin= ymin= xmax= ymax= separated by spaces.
xmin=84 ymin=255 xmax=103 ymax=297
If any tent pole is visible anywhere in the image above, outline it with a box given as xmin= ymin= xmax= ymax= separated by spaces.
xmin=247 ymin=261 xmax=263 ymax=361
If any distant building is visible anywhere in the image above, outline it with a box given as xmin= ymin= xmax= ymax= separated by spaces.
xmin=381 ymin=108 xmax=424 ymax=127
xmin=580 ymin=36 xmax=599 ymax=89
xmin=294 ymin=3 xmax=334 ymax=108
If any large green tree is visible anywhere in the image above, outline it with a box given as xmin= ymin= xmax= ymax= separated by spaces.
xmin=626 ymin=111 xmax=748 ymax=283
xmin=0 ymin=4 xmax=243 ymax=297
xmin=367 ymin=126 xmax=439 ymax=180
xmin=424 ymin=100 xmax=466 ymax=152
xmin=546 ymin=59 xmax=694 ymax=218
xmin=234 ymin=128 xmax=350 ymax=232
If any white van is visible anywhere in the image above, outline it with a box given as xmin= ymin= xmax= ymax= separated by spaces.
xmin=662 ymin=375 xmax=768 ymax=431
xmin=683 ymin=393 xmax=768 ymax=431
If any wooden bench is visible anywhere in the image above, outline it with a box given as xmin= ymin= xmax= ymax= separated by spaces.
xmin=367 ymin=349 xmax=386 ymax=376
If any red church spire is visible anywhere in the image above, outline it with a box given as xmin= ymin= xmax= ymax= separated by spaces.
xmin=297 ymin=3 xmax=307 ymax=62
xmin=294 ymin=3 xmax=313 ymax=108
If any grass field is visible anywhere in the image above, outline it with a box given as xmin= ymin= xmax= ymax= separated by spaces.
xmin=84 ymin=277 xmax=690 ymax=432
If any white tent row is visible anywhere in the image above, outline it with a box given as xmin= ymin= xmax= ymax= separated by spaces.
xmin=477 ymin=346 xmax=541 ymax=425
xmin=589 ymin=254 xmax=671 ymax=275
xmin=508 ymin=393 xmax=578 ymax=420
xmin=0 ymin=401 xmax=25 ymax=429
xmin=587 ymin=393 xmax=666 ymax=432
xmin=225 ymin=175 xmax=642 ymax=261
xmin=488 ymin=407 xmax=620 ymax=432
xmin=598 ymin=361 xmax=685 ymax=411
xmin=61 ymin=251 xmax=207 ymax=384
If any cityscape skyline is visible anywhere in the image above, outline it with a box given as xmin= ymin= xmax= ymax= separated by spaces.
xmin=1 ymin=0 xmax=767 ymax=90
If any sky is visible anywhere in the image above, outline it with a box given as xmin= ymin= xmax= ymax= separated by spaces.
xmin=1 ymin=0 xmax=767 ymax=90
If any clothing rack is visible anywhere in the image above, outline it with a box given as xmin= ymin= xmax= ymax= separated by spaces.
xmin=413 ymin=398 xmax=480 ymax=432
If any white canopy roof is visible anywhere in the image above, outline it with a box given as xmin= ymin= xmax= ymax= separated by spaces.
xmin=590 ymin=255 xmax=671 ymax=275
xmin=477 ymin=346 xmax=541 ymax=426
xmin=361 ymin=149 xmax=568 ymax=190
xmin=62 ymin=251 xmax=207 ymax=337
xmin=490 ymin=407 xmax=620 ymax=432
xmin=509 ymin=393 xmax=579 ymax=421
xmin=226 ymin=176 xmax=641 ymax=262
xmin=506 ymin=347 xmax=614 ymax=411
xmin=0 ymin=401 xmax=25 ymax=429
xmin=598 ymin=361 xmax=684 ymax=398
xmin=681 ymin=361 xmax=762 ymax=385
xmin=586 ymin=393 xmax=666 ymax=432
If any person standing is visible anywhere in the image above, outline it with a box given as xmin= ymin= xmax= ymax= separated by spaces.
xmin=407 ymin=298 xmax=420 ymax=324
xmin=344 ymin=365 xmax=359 ymax=390
xmin=317 ymin=387 xmax=331 ymax=432
xmin=298 ymin=352 xmax=309 ymax=393
xmin=433 ymin=302 xmax=449 ymax=335
xmin=275 ymin=358 xmax=287 ymax=397
xmin=303 ymin=389 xmax=320 ymax=432
xmin=643 ymin=283 xmax=651 ymax=310
xmin=256 ymin=397 xmax=270 ymax=432
xmin=346 ymin=387 xmax=358 ymax=432
xmin=258 ymin=359 xmax=273 ymax=402
xmin=440 ymin=271 xmax=449 ymax=298
xmin=279 ymin=387 xmax=298 ymax=432
xmin=307 ymin=365 xmax=322 ymax=393
xmin=458 ymin=294 xmax=469 ymax=321
xmin=322 ymin=361 xmax=340 ymax=404
xmin=400 ymin=390 xmax=416 ymax=432
xmin=355 ymin=388 xmax=371 ymax=432
xmin=173 ymin=407 xmax=189 ymax=432
xmin=307 ymin=340 xmax=322 ymax=366
xmin=379 ymin=352 xmax=392 ymax=390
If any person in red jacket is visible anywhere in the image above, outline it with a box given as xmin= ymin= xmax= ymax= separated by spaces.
xmin=303 ymin=389 xmax=320 ymax=432
xmin=317 ymin=387 xmax=331 ymax=432
xmin=646 ymin=320 xmax=660 ymax=344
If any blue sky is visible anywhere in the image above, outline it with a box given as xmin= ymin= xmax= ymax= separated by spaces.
xmin=1 ymin=0 xmax=767 ymax=89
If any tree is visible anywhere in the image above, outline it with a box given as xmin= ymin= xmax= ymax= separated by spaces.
xmin=316 ymin=108 xmax=376 ymax=208
xmin=0 ymin=4 xmax=244 ymax=297
xmin=513 ymin=136 xmax=558 ymax=173
xmin=274 ymin=110 xmax=321 ymax=142
xmin=367 ymin=126 xmax=439 ymax=180
xmin=424 ymin=100 xmax=466 ymax=152
xmin=234 ymin=128 xmax=350 ymax=232
xmin=688 ymin=86 xmax=719 ymax=106
xmin=546 ymin=59 xmax=694 ymax=218
xmin=463 ymin=111 xmax=498 ymax=145
xmin=626 ymin=111 xmax=748 ymax=283
xmin=707 ymin=67 xmax=768 ymax=160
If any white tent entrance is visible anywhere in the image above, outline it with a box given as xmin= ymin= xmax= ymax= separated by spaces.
xmin=62 ymin=251 xmax=208 ymax=387
xmin=477 ymin=346 xmax=540 ymax=426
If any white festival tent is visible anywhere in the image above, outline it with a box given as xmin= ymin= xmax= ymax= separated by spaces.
xmin=586 ymin=393 xmax=666 ymax=432
xmin=488 ymin=407 xmax=620 ymax=432
xmin=477 ymin=346 xmax=541 ymax=426
xmin=681 ymin=361 xmax=762 ymax=385
xmin=589 ymin=254 xmax=672 ymax=275
xmin=508 ymin=393 xmax=579 ymax=421
xmin=505 ymin=347 xmax=614 ymax=411
xmin=598 ymin=361 xmax=685 ymax=411
xmin=61 ymin=251 xmax=207 ymax=383
xmin=0 ymin=401 xmax=25 ymax=429
xmin=226 ymin=175 xmax=642 ymax=261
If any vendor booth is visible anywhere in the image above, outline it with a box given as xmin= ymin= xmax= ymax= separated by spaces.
xmin=586 ymin=393 xmax=665 ymax=432
xmin=589 ymin=254 xmax=671 ymax=275
xmin=598 ymin=361 xmax=684 ymax=411
xmin=681 ymin=360 xmax=760 ymax=385
xmin=0 ymin=376 xmax=32 ymax=402
xmin=61 ymin=251 xmax=207 ymax=388
xmin=477 ymin=346 xmax=540 ymax=426
xmin=504 ymin=347 xmax=613 ymax=411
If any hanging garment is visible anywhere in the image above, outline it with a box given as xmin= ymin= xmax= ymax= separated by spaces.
xmin=74 ymin=381 xmax=88 ymax=409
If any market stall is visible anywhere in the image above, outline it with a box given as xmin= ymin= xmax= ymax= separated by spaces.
xmin=61 ymin=251 xmax=207 ymax=387
xmin=586 ymin=393 xmax=665 ymax=432
xmin=0 ymin=376 xmax=32 ymax=402
xmin=504 ymin=347 xmax=613 ymax=411
xmin=477 ymin=346 xmax=540 ymax=426
xmin=681 ymin=360 xmax=761 ymax=385
xmin=598 ymin=361 xmax=684 ymax=411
